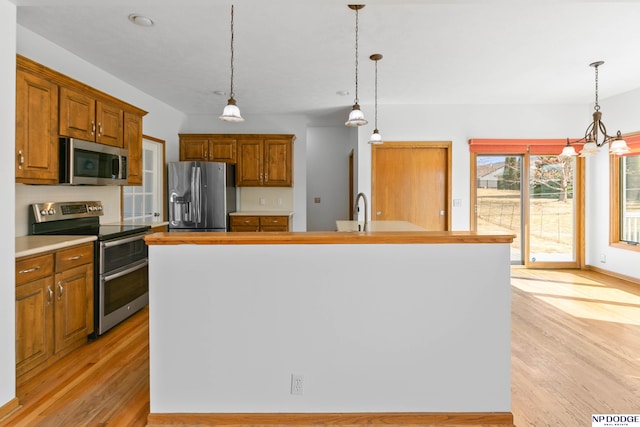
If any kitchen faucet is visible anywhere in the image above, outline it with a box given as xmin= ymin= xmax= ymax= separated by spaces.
xmin=353 ymin=192 xmax=369 ymax=232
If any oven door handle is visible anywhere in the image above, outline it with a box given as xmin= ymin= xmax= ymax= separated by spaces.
xmin=101 ymin=233 xmax=148 ymax=249
xmin=102 ymin=259 xmax=148 ymax=282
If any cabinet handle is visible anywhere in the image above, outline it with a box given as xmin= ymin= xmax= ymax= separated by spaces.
xmin=91 ymin=121 xmax=96 ymax=136
xmin=18 ymin=265 xmax=41 ymax=274
xmin=17 ymin=150 xmax=24 ymax=170
xmin=98 ymin=122 xmax=103 ymax=136
xmin=67 ymin=255 xmax=83 ymax=261
xmin=57 ymin=281 xmax=63 ymax=301
xmin=47 ymin=285 xmax=54 ymax=306
xmin=264 ymin=173 xmax=268 ymax=182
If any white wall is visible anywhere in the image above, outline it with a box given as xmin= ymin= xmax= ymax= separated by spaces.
xmin=0 ymin=0 xmax=16 ymax=410
xmin=353 ymin=103 xmax=589 ymax=231
xmin=585 ymin=88 xmax=640 ymax=277
xmin=149 ymin=241 xmax=511 ymax=414
xmin=14 ymin=26 xmax=187 ymax=237
xmin=306 ymin=126 xmax=356 ymax=231
xmin=183 ymin=114 xmax=308 ymax=231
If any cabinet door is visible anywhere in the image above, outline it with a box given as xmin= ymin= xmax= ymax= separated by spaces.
xmin=54 ymin=263 xmax=93 ymax=354
xmin=264 ymin=138 xmax=293 ymax=187
xmin=16 ymin=277 xmax=54 ymax=377
xmin=15 ymin=70 xmax=59 ymax=184
xmin=209 ymin=138 xmax=237 ymax=163
xmin=180 ymin=138 xmax=209 ymax=161
xmin=96 ymin=101 xmax=124 ymax=147
xmin=259 ymin=216 xmax=290 ymax=232
xmin=230 ymin=216 xmax=260 ymax=232
xmin=237 ymin=139 xmax=264 ymax=186
xmin=59 ymin=87 xmax=96 ymax=141
xmin=124 ymin=112 xmax=143 ymax=185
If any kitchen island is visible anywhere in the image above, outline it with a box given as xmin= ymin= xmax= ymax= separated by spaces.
xmin=144 ymin=231 xmax=515 ymax=427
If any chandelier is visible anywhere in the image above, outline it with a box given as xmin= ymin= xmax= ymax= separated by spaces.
xmin=561 ymin=61 xmax=628 ymax=157
xmin=368 ymin=54 xmax=383 ymax=144
xmin=219 ymin=5 xmax=244 ymax=122
xmin=345 ymin=5 xmax=367 ymax=127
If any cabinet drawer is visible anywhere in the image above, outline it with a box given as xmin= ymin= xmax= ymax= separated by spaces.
xmin=230 ymin=216 xmax=260 ymax=227
xmin=16 ymin=254 xmax=54 ymax=286
xmin=259 ymin=216 xmax=288 ymax=227
xmin=55 ymin=244 xmax=93 ymax=272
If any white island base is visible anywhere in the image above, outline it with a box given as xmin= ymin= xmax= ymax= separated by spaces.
xmin=145 ymin=231 xmax=514 ymax=426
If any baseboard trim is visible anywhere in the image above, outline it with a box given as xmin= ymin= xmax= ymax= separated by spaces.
xmin=0 ymin=398 xmax=20 ymax=422
xmin=147 ymin=411 xmax=514 ymax=426
xmin=586 ymin=264 xmax=640 ymax=286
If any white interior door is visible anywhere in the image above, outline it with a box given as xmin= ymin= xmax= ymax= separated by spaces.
xmin=123 ymin=136 xmax=165 ymax=222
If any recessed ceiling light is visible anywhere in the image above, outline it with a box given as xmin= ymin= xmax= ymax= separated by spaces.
xmin=336 ymin=90 xmax=350 ymax=96
xmin=128 ymin=14 xmax=154 ymax=27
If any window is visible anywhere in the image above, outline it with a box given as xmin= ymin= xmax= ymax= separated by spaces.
xmin=611 ymin=134 xmax=640 ymax=249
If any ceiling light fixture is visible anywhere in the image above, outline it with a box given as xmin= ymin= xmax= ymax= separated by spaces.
xmin=345 ymin=5 xmax=367 ymax=127
xmin=561 ymin=61 xmax=629 ymax=157
xmin=128 ymin=14 xmax=154 ymax=27
xmin=219 ymin=4 xmax=244 ymax=123
xmin=368 ymin=54 xmax=383 ymax=145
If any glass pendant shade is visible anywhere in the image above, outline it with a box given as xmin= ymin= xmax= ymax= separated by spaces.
xmin=579 ymin=141 xmax=598 ymax=157
xmin=609 ymin=137 xmax=630 ymax=155
xmin=560 ymin=143 xmax=577 ymax=157
xmin=368 ymin=129 xmax=383 ymax=144
xmin=345 ymin=104 xmax=367 ymax=126
xmin=219 ymin=97 xmax=244 ymax=122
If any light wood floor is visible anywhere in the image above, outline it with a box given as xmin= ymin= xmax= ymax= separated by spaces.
xmin=1 ymin=268 xmax=639 ymax=426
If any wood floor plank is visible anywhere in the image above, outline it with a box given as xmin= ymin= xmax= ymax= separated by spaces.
xmin=1 ymin=269 xmax=638 ymax=426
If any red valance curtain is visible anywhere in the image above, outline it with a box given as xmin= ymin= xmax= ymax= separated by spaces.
xmin=468 ymin=138 xmax=569 ymax=155
xmin=469 ymin=134 xmax=640 ymax=156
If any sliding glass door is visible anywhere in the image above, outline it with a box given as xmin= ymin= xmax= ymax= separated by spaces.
xmin=528 ymin=155 xmax=577 ymax=263
xmin=473 ymin=152 xmax=581 ymax=268
xmin=475 ymin=155 xmax=524 ymax=264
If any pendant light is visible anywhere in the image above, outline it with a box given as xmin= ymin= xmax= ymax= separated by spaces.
xmin=561 ymin=61 xmax=629 ymax=157
xmin=368 ymin=54 xmax=383 ymax=144
xmin=219 ymin=5 xmax=244 ymax=122
xmin=345 ymin=5 xmax=367 ymax=127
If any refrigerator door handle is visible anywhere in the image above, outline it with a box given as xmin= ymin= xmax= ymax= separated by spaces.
xmin=192 ymin=165 xmax=202 ymax=223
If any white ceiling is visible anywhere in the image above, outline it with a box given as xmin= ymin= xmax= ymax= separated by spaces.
xmin=12 ymin=0 xmax=640 ymax=119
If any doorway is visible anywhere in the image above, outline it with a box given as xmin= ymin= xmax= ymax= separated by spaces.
xmin=371 ymin=142 xmax=451 ymax=230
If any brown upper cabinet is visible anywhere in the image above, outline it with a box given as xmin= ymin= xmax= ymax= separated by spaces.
xmin=179 ymin=134 xmax=237 ymax=163
xmin=59 ymin=87 xmax=124 ymax=147
xmin=15 ymin=55 xmax=147 ymax=185
xmin=124 ymin=112 xmax=143 ymax=186
xmin=15 ymin=68 xmax=59 ymax=184
xmin=237 ymin=135 xmax=294 ymax=187
xmin=179 ymin=134 xmax=294 ymax=187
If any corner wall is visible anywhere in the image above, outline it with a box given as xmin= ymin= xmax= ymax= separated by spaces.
xmin=0 ymin=0 xmax=16 ymax=410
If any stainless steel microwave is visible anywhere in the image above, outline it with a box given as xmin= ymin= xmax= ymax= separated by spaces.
xmin=59 ymin=138 xmax=128 ymax=185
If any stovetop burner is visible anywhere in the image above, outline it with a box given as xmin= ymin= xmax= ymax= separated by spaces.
xmin=29 ymin=201 xmax=150 ymax=240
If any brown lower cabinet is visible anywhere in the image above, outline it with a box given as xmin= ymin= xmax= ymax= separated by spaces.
xmin=15 ymin=243 xmax=94 ymax=381
xmin=230 ymin=215 xmax=291 ymax=232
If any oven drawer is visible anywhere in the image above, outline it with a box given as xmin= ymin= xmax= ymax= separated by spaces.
xmin=55 ymin=243 xmax=93 ymax=272
xmin=16 ymin=253 xmax=54 ymax=286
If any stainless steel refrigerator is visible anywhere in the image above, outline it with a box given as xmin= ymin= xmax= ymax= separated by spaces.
xmin=167 ymin=161 xmax=236 ymax=231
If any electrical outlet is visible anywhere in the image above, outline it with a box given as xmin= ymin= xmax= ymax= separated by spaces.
xmin=259 ymin=197 xmax=266 ymax=206
xmin=600 ymin=254 xmax=607 ymax=263
xmin=291 ymin=374 xmax=303 ymax=395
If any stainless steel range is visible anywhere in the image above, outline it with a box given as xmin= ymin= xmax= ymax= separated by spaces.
xmin=29 ymin=201 xmax=150 ymax=336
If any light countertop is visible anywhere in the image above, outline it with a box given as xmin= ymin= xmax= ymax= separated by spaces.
xmin=16 ymin=235 xmax=97 ymax=258
xmin=108 ymin=220 xmax=169 ymax=227
xmin=336 ymin=220 xmax=426 ymax=232
xmin=230 ymin=211 xmax=294 ymax=216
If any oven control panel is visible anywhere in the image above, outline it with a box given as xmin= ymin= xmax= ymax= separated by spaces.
xmin=30 ymin=201 xmax=104 ymax=223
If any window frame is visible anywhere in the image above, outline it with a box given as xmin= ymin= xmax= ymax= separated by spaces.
xmin=610 ymin=132 xmax=640 ymax=252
